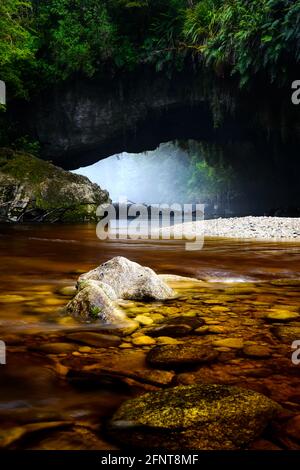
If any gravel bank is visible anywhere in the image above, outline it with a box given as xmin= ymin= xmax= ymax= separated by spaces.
xmin=163 ymin=216 xmax=300 ymax=241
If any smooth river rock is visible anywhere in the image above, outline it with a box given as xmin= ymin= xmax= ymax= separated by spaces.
xmin=109 ymin=384 xmax=280 ymax=450
xmin=147 ymin=316 xmax=204 ymax=338
xmin=273 ymin=325 xmax=300 ymax=344
xmin=67 ymin=332 xmax=121 ymax=348
xmin=147 ymin=344 xmax=218 ymax=367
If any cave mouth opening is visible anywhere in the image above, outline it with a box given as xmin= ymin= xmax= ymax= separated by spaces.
xmin=72 ymin=138 xmax=300 ymax=218
xmin=72 ymin=140 xmax=250 ymax=218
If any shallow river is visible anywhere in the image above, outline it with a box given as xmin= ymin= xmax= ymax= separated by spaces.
xmin=0 ymin=224 xmax=300 ymax=449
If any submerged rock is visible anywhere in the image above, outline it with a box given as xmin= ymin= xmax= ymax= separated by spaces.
xmin=147 ymin=344 xmax=218 ymax=367
xmin=78 ymin=257 xmax=174 ymax=301
xmin=273 ymin=325 xmax=300 ymax=344
xmin=265 ymin=309 xmax=299 ymax=322
xmin=109 ymin=384 xmax=280 ymax=450
xmin=147 ymin=316 xmax=204 ymax=338
xmin=67 ymin=332 xmax=121 ymax=348
xmin=132 ymin=335 xmax=156 ymax=346
xmin=243 ymin=344 xmax=271 ymax=358
xmin=0 ymin=148 xmax=109 ymax=223
xmin=212 ymin=338 xmax=244 ymax=349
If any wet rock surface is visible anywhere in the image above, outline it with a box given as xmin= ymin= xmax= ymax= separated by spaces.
xmin=147 ymin=344 xmax=218 ymax=367
xmin=79 ymin=257 xmax=175 ymax=301
xmin=109 ymin=384 xmax=280 ymax=450
xmin=66 ymin=257 xmax=175 ymax=324
xmin=66 ymin=282 xmax=126 ymax=323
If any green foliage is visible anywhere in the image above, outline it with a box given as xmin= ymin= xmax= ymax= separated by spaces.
xmin=188 ymin=150 xmax=236 ymax=205
xmin=13 ymin=135 xmax=41 ymax=156
xmin=1 ymin=0 xmax=299 ymax=98
xmin=35 ymin=0 xmax=118 ymax=80
xmin=184 ymin=0 xmax=300 ymax=86
xmin=0 ymin=0 xmax=36 ymax=96
xmin=90 ymin=305 xmax=101 ymax=319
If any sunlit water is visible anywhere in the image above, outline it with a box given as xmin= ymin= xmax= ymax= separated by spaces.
xmin=0 ymin=224 xmax=300 ymax=449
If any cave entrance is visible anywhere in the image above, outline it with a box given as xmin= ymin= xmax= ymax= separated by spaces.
xmin=72 ymin=138 xmax=300 ymax=218
xmin=73 ymin=140 xmax=246 ymax=218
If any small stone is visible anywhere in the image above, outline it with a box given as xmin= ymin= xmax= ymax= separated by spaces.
xmin=132 ymin=336 xmax=156 ymax=346
xmin=215 ymin=347 xmax=232 ymax=353
xmin=194 ymin=326 xmax=210 ymax=335
xmin=78 ymin=346 xmax=92 ymax=353
xmin=243 ymin=345 xmax=271 ymax=358
xmin=135 ymin=315 xmax=154 ymax=326
xmin=135 ymin=369 xmax=175 ymax=386
xmin=273 ymin=325 xmax=300 ymax=344
xmin=149 ymin=313 xmax=165 ymax=323
xmin=266 ymin=310 xmax=299 ymax=322
xmin=176 ymin=373 xmax=197 ymax=385
xmin=119 ymin=342 xmax=133 ymax=349
xmin=210 ymin=306 xmax=230 ymax=313
xmin=212 ymin=338 xmax=244 ymax=349
xmin=57 ymin=286 xmax=77 ymax=297
xmin=156 ymin=336 xmax=181 ymax=345
xmin=181 ymin=312 xmax=197 ymax=317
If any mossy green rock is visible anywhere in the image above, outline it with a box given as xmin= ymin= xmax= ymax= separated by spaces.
xmin=0 ymin=148 xmax=110 ymax=222
xmin=109 ymin=384 xmax=280 ymax=450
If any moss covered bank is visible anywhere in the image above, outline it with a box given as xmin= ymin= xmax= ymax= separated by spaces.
xmin=0 ymin=148 xmax=110 ymax=223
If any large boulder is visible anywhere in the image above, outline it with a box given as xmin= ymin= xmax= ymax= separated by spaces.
xmin=67 ymin=257 xmax=175 ymax=323
xmin=0 ymin=148 xmax=110 ymax=222
xmin=78 ymin=257 xmax=175 ymax=301
xmin=109 ymin=384 xmax=280 ymax=450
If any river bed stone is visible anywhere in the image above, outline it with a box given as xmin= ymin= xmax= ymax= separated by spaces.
xmin=147 ymin=344 xmax=218 ymax=367
xmin=109 ymin=384 xmax=280 ymax=450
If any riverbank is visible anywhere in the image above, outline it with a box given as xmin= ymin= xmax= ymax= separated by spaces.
xmin=165 ymin=216 xmax=300 ymax=241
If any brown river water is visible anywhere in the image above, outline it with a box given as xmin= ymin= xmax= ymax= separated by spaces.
xmin=0 ymin=224 xmax=300 ymax=450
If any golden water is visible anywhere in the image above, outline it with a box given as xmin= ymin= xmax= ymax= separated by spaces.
xmin=0 ymin=224 xmax=299 ymax=449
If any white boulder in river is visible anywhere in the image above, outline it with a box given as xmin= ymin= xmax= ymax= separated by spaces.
xmin=66 ymin=257 xmax=175 ymax=323
xmin=78 ymin=256 xmax=174 ymax=301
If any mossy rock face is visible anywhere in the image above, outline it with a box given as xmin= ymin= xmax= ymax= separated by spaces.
xmin=0 ymin=148 xmax=110 ymax=222
xmin=109 ymin=384 xmax=280 ymax=450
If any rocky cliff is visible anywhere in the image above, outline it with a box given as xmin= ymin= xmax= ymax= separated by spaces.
xmin=0 ymin=148 xmax=110 ymax=223
xmin=14 ymin=68 xmax=300 ymax=172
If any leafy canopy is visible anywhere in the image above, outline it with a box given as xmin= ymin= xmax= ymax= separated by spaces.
xmin=0 ymin=0 xmax=299 ymax=97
